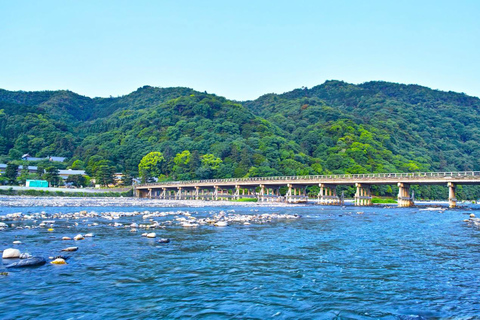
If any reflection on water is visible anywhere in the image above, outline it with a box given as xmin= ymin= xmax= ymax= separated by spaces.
xmin=1 ymin=201 xmax=480 ymax=319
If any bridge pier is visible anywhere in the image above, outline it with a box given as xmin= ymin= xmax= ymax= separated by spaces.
xmin=259 ymin=185 xmax=282 ymax=202
xmin=318 ymin=183 xmax=341 ymax=205
xmin=448 ymin=182 xmax=457 ymax=208
xmin=159 ymin=188 xmax=166 ymax=199
xmin=175 ymin=187 xmax=183 ymax=200
xmin=236 ymin=186 xmax=258 ymax=200
xmin=397 ymin=183 xmax=414 ymax=207
xmin=285 ymin=184 xmax=308 ymax=203
xmin=355 ymin=183 xmax=372 ymax=206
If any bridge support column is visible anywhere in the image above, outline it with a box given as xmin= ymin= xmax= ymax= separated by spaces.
xmin=286 ymin=184 xmax=292 ymax=202
xmin=448 ymin=182 xmax=456 ymax=208
xmin=355 ymin=183 xmax=372 ymax=206
xmin=175 ymin=187 xmax=182 ymax=200
xmin=214 ymin=186 xmax=219 ymax=201
xmin=159 ymin=188 xmax=166 ymax=200
xmin=397 ymin=183 xmax=414 ymax=207
xmin=234 ymin=186 xmax=240 ymax=200
xmin=286 ymin=184 xmax=308 ymax=203
xmin=194 ymin=187 xmax=199 ymax=200
xmin=260 ymin=185 xmax=266 ymax=202
xmin=318 ymin=184 xmax=340 ymax=205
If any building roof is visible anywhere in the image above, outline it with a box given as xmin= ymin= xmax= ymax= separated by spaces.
xmin=49 ymin=157 xmax=66 ymax=162
xmin=58 ymin=169 xmax=85 ymax=175
xmin=20 ymin=155 xmax=66 ymax=162
xmin=19 ymin=165 xmax=38 ymax=170
xmin=0 ymin=164 xmax=37 ymax=170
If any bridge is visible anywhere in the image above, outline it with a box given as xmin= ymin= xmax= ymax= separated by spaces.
xmin=134 ymin=171 xmax=480 ymax=208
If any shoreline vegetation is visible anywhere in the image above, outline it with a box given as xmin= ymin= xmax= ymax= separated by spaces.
xmin=371 ymin=197 xmax=398 ymax=204
xmin=0 ymin=187 xmax=133 ymax=198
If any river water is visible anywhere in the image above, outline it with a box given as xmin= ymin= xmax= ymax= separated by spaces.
xmin=1 ymin=198 xmax=480 ymax=319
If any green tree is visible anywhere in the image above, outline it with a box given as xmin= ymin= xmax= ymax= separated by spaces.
xmin=138 ymin=151 xmax=164 ymax=183
xmin=17 ymin=163 xmax=33 ymax=185
xmin=201 ymin=154 xmax=222 ymax=170
xmin=66 ymin=174 xmax=87 ymax=187
xmin=70 ymin=160 xmax=85 ymax=170
xmin=44 ymin=166 xmax=60 ymax=187
xmin=95 ymin=165 xmax=115 ymax=187
xmin=174 ymin=150 xmax=191 ymax=166
xmin=5 ymin=162 xmax=19 ymax=185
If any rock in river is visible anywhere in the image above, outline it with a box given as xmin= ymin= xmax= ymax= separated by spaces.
xmin=51 ymin=258 xmax=67 ymax=265
xmin=5 ymin=257 xmax=46 ymax=268
xmin=2 ymin=248 xmax=21 ymax=259
xmin=61 ymin=247 xmax=78 ymax=252
xmin=74 ymin=234 xmax=84 ymax=241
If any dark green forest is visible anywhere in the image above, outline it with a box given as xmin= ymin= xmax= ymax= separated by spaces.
xmin=1 ymin=80 xmax=480 ymax=199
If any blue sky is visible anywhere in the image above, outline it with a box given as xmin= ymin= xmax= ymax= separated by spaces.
xmin=1 ymin=0 xmax=479 ymax=100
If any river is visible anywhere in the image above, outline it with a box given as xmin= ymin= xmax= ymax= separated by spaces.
xmin=1 ymin=197 xmax=479 ymax=319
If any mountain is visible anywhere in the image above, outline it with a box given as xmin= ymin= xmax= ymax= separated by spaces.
xmin=1 ymin=81 xmax=479 ymax=188
xmin=245 ymin=80 xmax=480 ymax=173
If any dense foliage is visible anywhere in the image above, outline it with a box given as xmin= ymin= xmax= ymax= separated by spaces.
xmin=1 ymin=81 xmax=480 ymax=198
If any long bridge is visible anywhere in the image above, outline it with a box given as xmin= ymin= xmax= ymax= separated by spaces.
xmin=134 ymin=171 xmax=480 ymax=208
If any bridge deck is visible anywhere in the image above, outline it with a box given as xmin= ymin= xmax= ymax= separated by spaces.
xmin=135 ymin=171 xmax=480 ymax=190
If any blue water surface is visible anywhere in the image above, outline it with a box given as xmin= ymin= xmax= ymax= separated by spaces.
xmin=1 ymin=200 xmax=480 ymax=319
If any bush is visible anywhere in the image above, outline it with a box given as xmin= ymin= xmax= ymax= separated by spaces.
xmin=371 ymin=197 xmax=397 ymax=204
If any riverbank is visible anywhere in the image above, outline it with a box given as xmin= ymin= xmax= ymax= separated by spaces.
xmin=0 ymin=196 xmax=307 ymax=208
xmin=0 ymin=195 xmax=475 ymax=210
xmin=0 ymin=186 xmax=132 ymax=197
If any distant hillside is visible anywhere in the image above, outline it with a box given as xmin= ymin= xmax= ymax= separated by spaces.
xmin=245 ymin=80 xmax=480 ymax=173
xmin=1 ymin=80 xmax=480 ymax=185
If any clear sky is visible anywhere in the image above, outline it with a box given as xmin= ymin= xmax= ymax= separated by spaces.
xmin=1 ymin=0 xmax=479 ymax=100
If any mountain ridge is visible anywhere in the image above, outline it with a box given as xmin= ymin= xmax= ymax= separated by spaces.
xmin=1 ymin=80 xmax=479 ymax=190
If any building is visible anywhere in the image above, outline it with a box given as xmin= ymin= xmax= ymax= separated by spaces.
xmin=21 ymin=154 xmax=66 ymax=162
xmin=58 ymin=169 xmax=86 ymax=180
xmin=0 ymin=164 xmax=38 ymax=174
xmin=26 ymin=180 xmax=49 ymax=187
xmin=0 ymin=164 xmax=85 ymax=180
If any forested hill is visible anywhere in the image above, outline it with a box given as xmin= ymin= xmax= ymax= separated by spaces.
xmin=244 ymin=81 xmax=480 ymax=173
xmin=1 ymin=81 xmax=480 ymax=182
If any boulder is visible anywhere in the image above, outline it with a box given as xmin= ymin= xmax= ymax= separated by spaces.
xmin=61 ymin=247 xmax=78 ymax=252
xmin=74 ymin=234 xmax=84 ymax=241
xmin=146 ymin=232 xmax=156 ymax=238
xmin=2 ymin=248 xmax=21 ymax=259
xmin=62 ymin=237 xmax=72 ymax=240
xmin=158 ymin=238 xmax=170 ymax=243
xmin=51 ymin=258 xmax=67 ymax=265
xmin=6 ymin=257 xmax=46 ymax=268
xmin=84 ymin=233 xmax=94 ymax=237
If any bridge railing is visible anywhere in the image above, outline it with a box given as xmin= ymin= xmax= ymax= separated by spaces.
xmin=137 ymin=171 xmax=480 ymax=187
